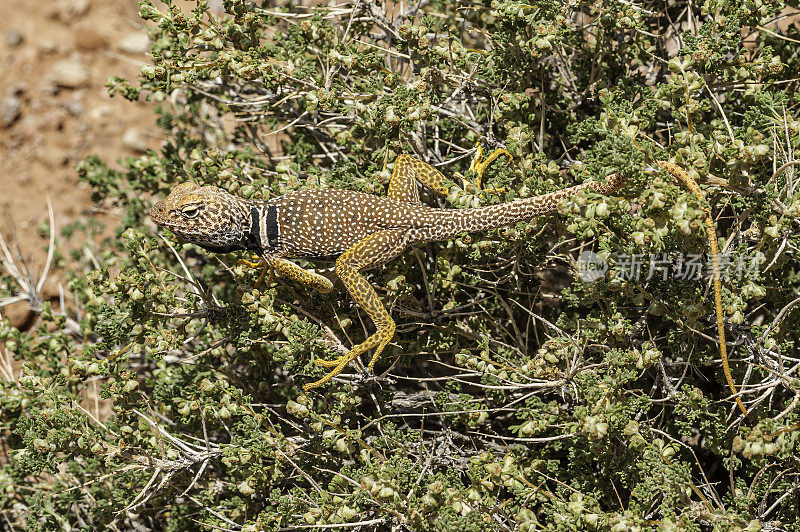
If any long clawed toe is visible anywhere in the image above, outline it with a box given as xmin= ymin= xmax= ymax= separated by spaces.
xmin=304 ymin=361 xmax=386 ymax=392
xmin=303 ymin=359 xmax=350 ymax=391
xmin=237 ymin=255 xmax=262 ymax=269
xmin=462 ymin=145 xmax=513 ymax=195
xmin=304 ymin=343 xmax=384 ymax=391
xmin=237 ymin=255 xmax=274 ymax=287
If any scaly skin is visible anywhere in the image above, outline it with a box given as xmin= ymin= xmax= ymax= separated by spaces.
xmin=151 ymin=150 xmax=627 ymax=390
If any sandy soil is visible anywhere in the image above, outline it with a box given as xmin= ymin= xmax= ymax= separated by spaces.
xmin=1 ymin=0 xmax=161 ymax=325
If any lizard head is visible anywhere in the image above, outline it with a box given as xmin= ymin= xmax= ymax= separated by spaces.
xmin=150 ymin=182 xmax=252 ymax=253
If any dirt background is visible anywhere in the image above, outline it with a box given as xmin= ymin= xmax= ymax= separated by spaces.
xmin=0 ymin=0 xmax=161 ymax=243
xmin=0 ymin=0 xmax=165 ymax=325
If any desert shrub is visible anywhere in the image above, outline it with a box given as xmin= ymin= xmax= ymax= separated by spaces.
xmin=2 ymin=0 xmax=800 ymax=530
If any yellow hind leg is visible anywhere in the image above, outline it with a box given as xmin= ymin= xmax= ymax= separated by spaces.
xmin=387 ymin=154 xmax=452 ymax=203
xmin=303 ymin=229 xmax=407 ymax=390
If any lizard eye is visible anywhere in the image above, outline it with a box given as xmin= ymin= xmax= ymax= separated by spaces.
xmin=180 ymin=205 xmax=203 ymax=219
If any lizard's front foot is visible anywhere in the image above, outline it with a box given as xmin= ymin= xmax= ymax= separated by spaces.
xmin=304 ymin=350 xmax=361 ymax=391
xmin=237 ymin=255 xmax=273 ymax=287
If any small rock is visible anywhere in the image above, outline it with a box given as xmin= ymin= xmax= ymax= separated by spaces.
xmin=37 ymin=39 xmax=58 ymax=55
xmin=40 ymin=275 xmax=62 ymax=303
xmin=122 ymin=128 xmax=149 ymax=152
xmin=75 ymin=28 xmax=106 ymax=51
xmin=63 ymin=99 xmax=84 ymax=116
xmin=51 ymin=0 xmax=90 ymax=22
xmin=3 ymin=302 xmax=37 ymax=331
xmin=1 ymin=96 xmax=21 ymax=128
xmin=118 ymin=32 xmax=150 ymax=55
xmin=39 ymin=81 xmax=58 ymax=97
xmin=50 ymin=60 xmax=90 ymax=88
xmin=88 ymin=103 xmax=110 ymax=122
xmin=5 ymin=30 xmax=23 ymax=47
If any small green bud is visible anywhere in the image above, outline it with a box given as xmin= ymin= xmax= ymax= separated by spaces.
xmin=378 ymin=486 xmax=395 ymax=499
xmin=238 ymin=480 xmax=256 ymax=496
xmin=421 ymin=494 xmax=438 ymax=508
xmin=485 ymin=462 xmax=503 ymax=478
xmin=286 ymin=400 xmax=309 ymax=418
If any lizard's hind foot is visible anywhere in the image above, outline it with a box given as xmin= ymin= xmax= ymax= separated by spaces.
xmin=456 ymin=144 xmax=513 ymax=195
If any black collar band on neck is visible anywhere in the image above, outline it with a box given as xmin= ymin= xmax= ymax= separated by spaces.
xmin=247 ymin=205 xmax=262 ymax=253
xmin=246 ymin=204 xmax=279 ymax=253
xmin=265 ymin=204 xmax=279 ymax=248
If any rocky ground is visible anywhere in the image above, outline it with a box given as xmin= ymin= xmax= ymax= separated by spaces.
xmin=1 ymin=0 xmax=160 ymax=324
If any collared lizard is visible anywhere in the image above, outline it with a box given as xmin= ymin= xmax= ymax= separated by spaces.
xmin=151 ymin=153 xmax=746 ymax=414
xmin=151 ymin=148 xmax=629 ymax=391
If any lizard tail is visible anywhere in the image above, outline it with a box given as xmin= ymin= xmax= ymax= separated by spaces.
xmin=447 ymin=172 xmax=627 ymax=236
